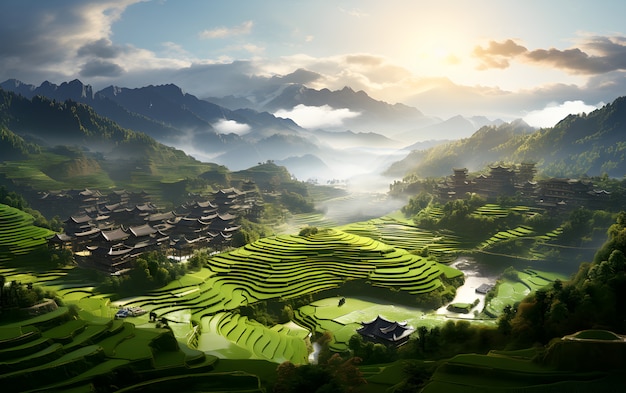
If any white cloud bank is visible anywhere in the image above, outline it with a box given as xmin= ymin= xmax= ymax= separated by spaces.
xmin=274 ymin=104 xmax=361 ymax=129
xmin=213 ymin=119 xmax=251 ymax=135
xmin=522 ymin=100 xmax=602 ymax=128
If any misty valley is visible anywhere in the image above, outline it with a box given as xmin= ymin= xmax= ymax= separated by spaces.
xmin=1 ymin=81 xmax=626 ymax=393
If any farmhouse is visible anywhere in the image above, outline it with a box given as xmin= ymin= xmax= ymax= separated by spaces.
xmin=357 ymin=315 xmax=415 ymax=347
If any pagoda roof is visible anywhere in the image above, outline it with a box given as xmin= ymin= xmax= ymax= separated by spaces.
xmin=215 ymin=187 xmax=243 ymax=196
xmin=129 ymin=224 xmax=157 ymax=237
xmin=65 ymin=215 xmax=92 ymax=224
xmin=189 ymin=200 xmax=217 ymax=209
xmin=74 ymin=228 xmax=101 ymax=237
xmin=489 ymin=164 xmax=511 ymax=170
xmin=99 ymin=228 xmax=129 ymax=242
xmin=216 ymin=212 xmax=237 ymax=221
xmin=145 ymin=211 xmax=176 ymax=222
xmin=79 ymin=189 xmax=102 ymax=197
xmin=132 ymin=203 xmax=157 ymax=212
xmin=102 ymin=203 xmax=123 ymax=212
xmin=357 ymin=315 xmax=415 ymax=344
xmin=200 ymin=213 xmax=219 ymax=221
xmin=176 ymin=217 xmax=210 ymax=227
xmin=48 ymin=233 xmax=73 ymax=242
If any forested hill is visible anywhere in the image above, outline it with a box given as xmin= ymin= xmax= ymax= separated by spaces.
xmin=0 ymin=126 xmax=41 ymax=161
xmin=387 ymin=95 xmax=626 ymax=178
xmin=0 ymin=88 xmax=233 ymax=204
xmin=0 ymin=88 xmax=151 ymax=152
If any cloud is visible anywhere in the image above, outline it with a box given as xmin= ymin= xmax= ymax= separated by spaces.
xmin=0 ymin=0 xmax=142 ymax=81
xmin=339 ymin=7 xmax=368 ymax=18
xmin=346 ymin=54 xmax=384 ymax=67
xmin=473 ymin=36 xmax=626 ymax=75
xmin=77 ymin=38 xmax=123 ymax=59
xmin=79 ymin=59 xmax=124 ymax=77
xmin=522 ymin=100 xmax=602 ymax=128
xmin=473 ymin=39 xmax=528 ymax=70
xmin=274 ymin=104 xmax=361 ymax=129
xmin=213 ymin=119 xmax=251 ymax=135
xmin=199 ymin=20 xmax=253 ymax=39
xmin=278 ymin=68 xmax=322 ymax=85
xmin=525 ymin=36 xmax=626 ymax=74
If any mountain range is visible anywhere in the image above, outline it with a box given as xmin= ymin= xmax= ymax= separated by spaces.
xmin=0 ymin=78 xmax=494 ymax=180
xmin=2 ymin=77 xmax=625 ymax=183
xmin=387 ymin=97 xmax=626 ymax=179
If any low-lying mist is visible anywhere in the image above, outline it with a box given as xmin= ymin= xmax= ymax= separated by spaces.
xmin=314 ymin=174 xmax=407 ymax=225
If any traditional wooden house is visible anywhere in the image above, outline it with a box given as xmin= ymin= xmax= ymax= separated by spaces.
xmin=72 ymin=227 xmax=101 ymax=252
xmin=172 ymin=235 xmax=208 ymax=258
xmin=47 ymin=233 xmax=73 ymax=250
xmin=87 ymin=245 xmax=135 ymax=272
xmin=213 ymin=188 xmax=244 ymax=212
xmin=144 ymin=211 xmax=176 ymax=225
xmin=107 ymin=190 xmax=131 ymax=205
xmin=181 ymin=200 xmax=218 ymax=218
xmin=475 ymin=165 xmax=516 ymax=199
xmin=64 ymin=214 xmax=94 ymax=236
xmin=92 ymin=228 xmax=130 ymax=248
xmin=168 ymin=217 xmax=211 ymax=240
xmin=438 ymin=167 xmax=474 ymax=199
xmin=537 ymin=178 xmax=595 ymax=209
xmin=208 ymin=213 xmax=240 ymax=233
xmin=357 ymin=316 xmax=415 ymax=347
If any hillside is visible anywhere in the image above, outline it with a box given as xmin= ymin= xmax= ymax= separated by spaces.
xmin=0 ymin=89 xmax=231 ymax=205
xmin=387 ymin=96 xmax=626 ymax=178
xmin=386 ymin=119 xmax=535 ymax=177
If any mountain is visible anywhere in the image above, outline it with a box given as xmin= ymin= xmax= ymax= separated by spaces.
xmin=0 ymin=88 xmax=231 ymax=205
xmin=309 ymin=129 xmax=402 ymax=149
xmin=0 ymin=126 xmax=41 ymax=161
xmin=213 ymin=133 xmax=321 ymax=170
xmin=387 ymin=96 xmax=626 ymax=178
xmin=1 ymin=79 xmax=418 ymax=177
xmin=209 ymin=84 xmax=439 ymax=135
xmin=0 ymin=79 xmax=306 ymax=156
xmin=393 ymin=115 xmax=479 ymax=144
xmin=385 ymin=119 xmax=535 ymax=177
xmin=275 ymin=154 xmax=331 ymax=181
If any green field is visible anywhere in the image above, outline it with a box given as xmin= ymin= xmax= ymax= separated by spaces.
xmin=0 ymin=204 xmax=54 ymax=265
xmin=0 ymin=200 xmax=588 ymax=391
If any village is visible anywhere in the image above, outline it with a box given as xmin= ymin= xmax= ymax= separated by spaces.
xmin=46 ymin=184 xmax=263 ymax=274
xmin=436 ymin=162 xmax=611 ymax=210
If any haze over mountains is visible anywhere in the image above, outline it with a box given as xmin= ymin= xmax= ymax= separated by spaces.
xmin=3 ymin=76 xmax=626 ymax=185
xmin=0 ymin=78 xmax=499 ymax=183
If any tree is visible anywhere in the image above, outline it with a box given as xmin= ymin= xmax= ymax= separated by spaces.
xmin=417 ymin=326 xmax=428 ymax=353
xmin=0 ymin=274 xmax=5 ymax=307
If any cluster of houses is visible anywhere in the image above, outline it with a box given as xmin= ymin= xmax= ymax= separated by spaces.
xmin=437 ymin=163 xmax=611 ymax=210
xmin=47 ymin=186 xmax=262 ymax=274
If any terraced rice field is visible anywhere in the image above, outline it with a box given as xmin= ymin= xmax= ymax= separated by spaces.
xmin=478 ymin=225 xmax=536 ymax=249
xmin=471 ymin=203 xmax=539 ymax=218
xmin=422 ymin=346 xmax=621 ymax=392
xmin=483 ymin=268 xmax=567 ymax=317
xmin=104 ymin=229 xmax=461 ymax=363
xmin=1 ymin=200 xmax=574 ymax=378
xmin=0 ymin=307 xmax=218 ymax=392
xmin=0 ymin=204 xmax=54 ymax=264
xmin=338 ymin=217 xmax=467 ymax=261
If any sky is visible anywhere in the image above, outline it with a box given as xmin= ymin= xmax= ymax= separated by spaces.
xmin=1 ymin=0 xmax=626 ymax=127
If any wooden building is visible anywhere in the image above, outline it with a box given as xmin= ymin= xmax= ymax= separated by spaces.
xmin=356 ymin=315 xmax=415 ymax=347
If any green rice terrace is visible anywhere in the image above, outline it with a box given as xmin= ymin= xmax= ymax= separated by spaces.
xmin=0 ymin=200 xmax=614 ymax=391
xmin=0 ymin=204 xmax=54 ymax=265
